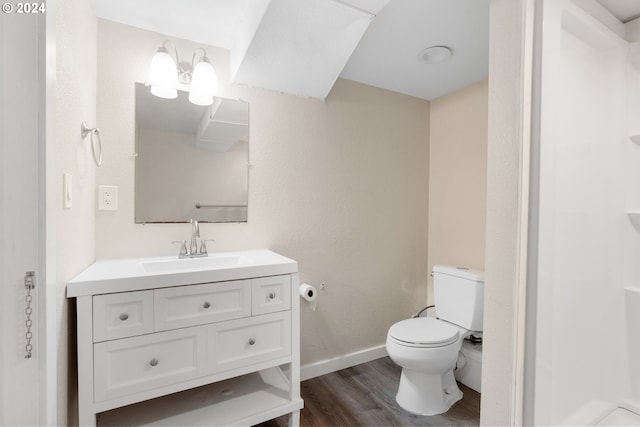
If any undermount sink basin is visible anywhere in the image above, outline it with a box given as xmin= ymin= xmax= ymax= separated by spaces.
xmin=142 ymin=254 xmax=250 ymax=273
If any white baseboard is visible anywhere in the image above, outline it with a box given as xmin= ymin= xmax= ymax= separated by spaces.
xmin=300 ymin=345 xmax=389 ymax=381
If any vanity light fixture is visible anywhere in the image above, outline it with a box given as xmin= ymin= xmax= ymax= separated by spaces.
xmin=147 ymin=40 xmax=218 ymax=106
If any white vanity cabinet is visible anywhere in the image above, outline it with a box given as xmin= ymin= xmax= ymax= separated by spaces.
xmin=67 ymin=250 xmax=302 ymax=427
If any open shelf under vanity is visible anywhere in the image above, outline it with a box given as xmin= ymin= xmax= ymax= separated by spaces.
xmin=97 ymin=367 xmax=302 ymax=426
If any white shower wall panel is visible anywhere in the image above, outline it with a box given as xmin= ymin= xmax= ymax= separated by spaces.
xmin=535 ymin=2 xmax=630 ymax=424
xmin=624 ymin=47 xmax=640 ymax=403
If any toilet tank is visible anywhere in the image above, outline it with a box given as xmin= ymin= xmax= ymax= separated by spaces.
xmin=433 ymin=265 xmax=484 ymax=331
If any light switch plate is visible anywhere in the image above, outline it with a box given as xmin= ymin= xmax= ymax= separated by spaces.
xmin=98 ymin=185 xmax=118 ymax=211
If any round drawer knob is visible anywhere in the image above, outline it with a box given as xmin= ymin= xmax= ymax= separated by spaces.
xmin=268 ymin=292 xmax=276 ymax=300
xmin=119 ymin=313 xmax=129 ymax=321
xmin=248 ymin=338 xmax=256 ymax=346
xmin=149 ymin=358 xmax=159 ymax=367
xmin=203 ymin=301 xmax=211 ymax=309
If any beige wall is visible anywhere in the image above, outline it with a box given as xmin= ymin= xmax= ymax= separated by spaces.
xmin=427 ymin=80 xmax=488 ymax=303
xmin=95 ymin=20 xmax=430 ymax=366
xmin=53 ymin=0 xmax=97 ymax=424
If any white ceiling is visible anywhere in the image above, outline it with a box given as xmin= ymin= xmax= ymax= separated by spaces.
xmin=92 ymin=0 xmax=489 ymax=101
xmin=341 ymin=0 xmax=489 ymax=100
xmin=91 ymin=0 xmax=249 ymax=51
xmin=230 ymin=0 xmax=387 ymax=99
xmin=91 ymin=0 xmax=639 ymax=102
xmin=597 ymin=0 xmax=640 ymax=23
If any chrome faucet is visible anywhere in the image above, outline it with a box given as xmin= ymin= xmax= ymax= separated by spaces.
xmin=173 ymin=219 xmax=208 ymax=258
xmin=190 ymin=219 xmax=200 ymax=255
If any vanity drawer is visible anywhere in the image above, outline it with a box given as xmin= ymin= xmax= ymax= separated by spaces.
xmin=251 ymin=275 xmax=291 ymax=315
xmin=93 ymin=290 xmax=154 ymax=342
xmin=207 ymin=311 xmax=291 ymax=373
xmin=155 ymin=280 xmax=251 ymax=331
xmin=94 ymin=326 xmax=206 ymax=402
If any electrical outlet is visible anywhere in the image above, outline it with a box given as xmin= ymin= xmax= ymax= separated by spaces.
xmin=98 ymin=185 xmax=118 ymax=211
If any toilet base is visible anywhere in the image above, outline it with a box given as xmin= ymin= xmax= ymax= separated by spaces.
xmin=395 ymin=368 xmax=463 ymax=416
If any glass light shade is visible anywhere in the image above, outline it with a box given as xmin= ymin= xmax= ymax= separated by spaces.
xmin=148 ymin=48 xmax=178 ymax=99
xmin=189 ymin=58 xmax=218 ymax=106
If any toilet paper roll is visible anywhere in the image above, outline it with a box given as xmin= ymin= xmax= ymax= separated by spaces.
xmin=299 ymin=283 xmax=318 ymax=311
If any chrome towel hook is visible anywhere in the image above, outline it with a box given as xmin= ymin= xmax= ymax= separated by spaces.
xmin=81 ymin=122 xmax=103 ymax=167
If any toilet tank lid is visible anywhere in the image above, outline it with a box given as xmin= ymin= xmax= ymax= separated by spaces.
xmin=432 ymin=265 xmax=484 ymax=282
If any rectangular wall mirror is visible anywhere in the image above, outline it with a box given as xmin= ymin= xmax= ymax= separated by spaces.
xmin=135 ymin=83 xmax=249 ymax=223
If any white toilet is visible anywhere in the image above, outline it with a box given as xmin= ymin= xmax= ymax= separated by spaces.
xmin=386 ymin=265 xmax=484 ymax=416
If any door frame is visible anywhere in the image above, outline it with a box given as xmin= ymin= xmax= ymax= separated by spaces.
xmin=43 ymin=1 xmax=58 ymax=424
xmin=0 ymin=7 xmax=54 ymax=426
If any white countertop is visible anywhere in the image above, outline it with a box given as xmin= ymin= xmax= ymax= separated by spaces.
xmin=67 ymin=249 xmax=298 ymax=297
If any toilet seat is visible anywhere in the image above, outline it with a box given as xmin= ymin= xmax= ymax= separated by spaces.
xmin=388 ymin=317 xmax=460 ymax=348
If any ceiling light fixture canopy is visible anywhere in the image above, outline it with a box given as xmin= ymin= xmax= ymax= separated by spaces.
xmin=147 ymin=40 xmax=219 ymax=106
xmin=419 ymin=45 xmax=453 ymax=64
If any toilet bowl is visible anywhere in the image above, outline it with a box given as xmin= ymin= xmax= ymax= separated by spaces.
xmin=386 ymin=317 xmax=470 ymax=415
xmin=386 ymin=265 xmax=484 ymax=416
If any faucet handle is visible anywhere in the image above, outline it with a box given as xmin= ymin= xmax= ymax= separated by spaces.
xmin=200 ymin=239 xmax=215 ymax=255
xmin=171 ymin=240 xmax=188 ymax=257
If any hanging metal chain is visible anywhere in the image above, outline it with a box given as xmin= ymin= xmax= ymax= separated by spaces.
xmin=24 ymin=271 xmax=35 ymax=359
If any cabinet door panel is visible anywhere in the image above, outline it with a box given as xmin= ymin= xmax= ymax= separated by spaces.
xmin=251 ymin=275 xmax=291 ymax=315
xmin=93 ymin=290 xmax=154 ymax=342
xmin=155 ymin=280 xmax=250 ymax=331
xmin=207 ymin=312 xmax=291 ymax=373
xmin=94 ymin=327 xmax=206 ymax=402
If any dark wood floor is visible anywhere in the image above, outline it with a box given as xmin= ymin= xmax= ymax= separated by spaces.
xmin=258 ymin=357 xmax=480 ymax=427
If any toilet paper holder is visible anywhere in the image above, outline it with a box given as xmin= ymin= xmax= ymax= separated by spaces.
xmin=299 ymin=283 xmax=318 ymax=311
